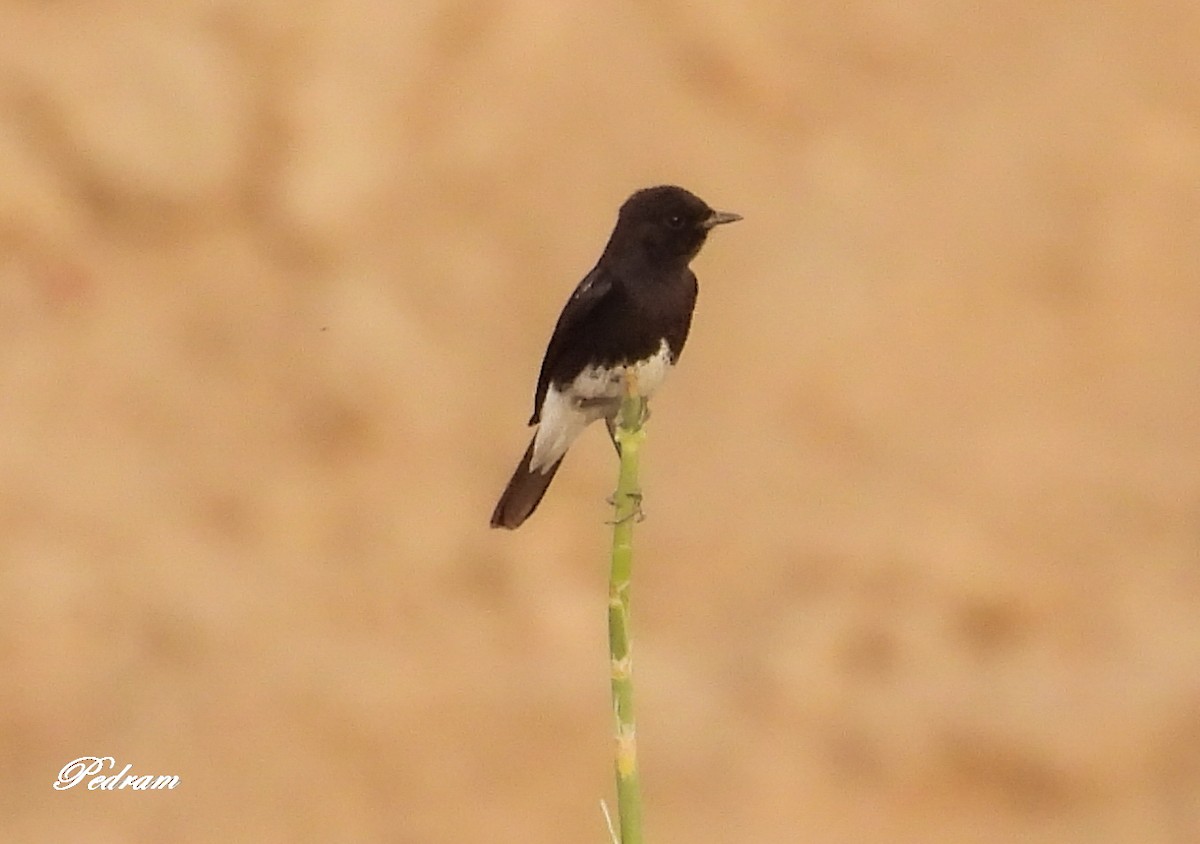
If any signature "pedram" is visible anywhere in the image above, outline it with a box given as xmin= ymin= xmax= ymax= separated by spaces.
xmin=54 ymin=756 xmax=180 ymax=791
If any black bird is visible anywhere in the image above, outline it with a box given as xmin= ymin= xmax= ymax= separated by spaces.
xmin=490 ymin=185 xmax=740 ymax=529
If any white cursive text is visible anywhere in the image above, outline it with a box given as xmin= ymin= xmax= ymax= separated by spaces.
xmin=54 ymin=756 xmax=180 ymax=791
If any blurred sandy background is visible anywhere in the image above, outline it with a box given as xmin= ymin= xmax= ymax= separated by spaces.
xmin=2 ymin=2 xmax=1198 ymax=842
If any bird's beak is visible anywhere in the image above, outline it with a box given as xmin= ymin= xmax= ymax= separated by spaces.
xmin=702 ymin=210 xmax=743 ymax=229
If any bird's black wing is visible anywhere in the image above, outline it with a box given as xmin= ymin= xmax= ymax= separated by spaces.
xmin=528 ymin=265 xmax=616 ymax=425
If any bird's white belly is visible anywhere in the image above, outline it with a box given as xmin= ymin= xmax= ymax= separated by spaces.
xmin=572 ymin=338 xmax=673 ymax=402
xmin=530 ymin=339 xmax=673 ymax=472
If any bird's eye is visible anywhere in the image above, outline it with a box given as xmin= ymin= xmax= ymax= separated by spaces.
xmin=666 ymin=215 xmax=684 ymax=229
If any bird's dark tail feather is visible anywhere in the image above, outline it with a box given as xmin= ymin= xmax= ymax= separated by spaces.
xmin=490 ymin=437 xmax=563 ymax=529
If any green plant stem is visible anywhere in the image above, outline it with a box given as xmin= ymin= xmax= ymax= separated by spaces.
xmin=609 ymin=372 xmax=646 ymax=844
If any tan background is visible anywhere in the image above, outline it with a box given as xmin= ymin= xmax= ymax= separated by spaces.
xmin=2 ymin=2 xmax=1199 ymax=842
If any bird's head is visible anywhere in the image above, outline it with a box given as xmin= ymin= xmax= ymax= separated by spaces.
xmin=606 ymin=185 xmax=741 ymax=270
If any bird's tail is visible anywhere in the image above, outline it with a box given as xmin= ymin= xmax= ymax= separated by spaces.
xmin=490 ymin=437 xmax=564 ymax=529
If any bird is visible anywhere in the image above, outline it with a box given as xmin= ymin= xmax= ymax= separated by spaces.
xmin=490 ymin=185 xmax=740 ymax=529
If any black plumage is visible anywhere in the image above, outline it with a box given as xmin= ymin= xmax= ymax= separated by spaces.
xmin=491 ymin=185 xmax=740 ymax=529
